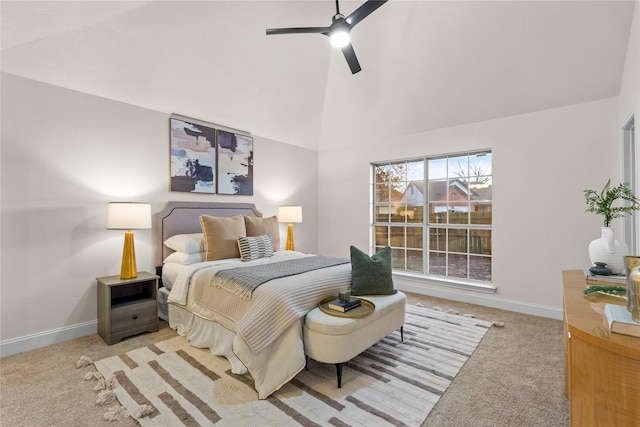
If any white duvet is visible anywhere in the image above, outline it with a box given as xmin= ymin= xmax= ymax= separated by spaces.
xmin=166 ymin=251 xmax=353 ymax=398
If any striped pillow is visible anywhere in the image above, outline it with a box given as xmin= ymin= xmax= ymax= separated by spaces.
xmin=237 ymin=234 xmax=274 ymax=261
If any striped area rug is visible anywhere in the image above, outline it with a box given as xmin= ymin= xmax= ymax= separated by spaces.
xmin=91 ymin=304 xmax=492 ymax=426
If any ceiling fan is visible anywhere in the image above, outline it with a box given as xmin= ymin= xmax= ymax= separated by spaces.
xmin=266 ymin=0 xmax=388 ymax=74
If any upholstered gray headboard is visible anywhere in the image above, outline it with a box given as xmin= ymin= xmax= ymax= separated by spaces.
xmin=153 ymin=201 xmax=262 ymax=267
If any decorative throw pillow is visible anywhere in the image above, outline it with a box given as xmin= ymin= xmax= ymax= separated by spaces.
xmin=163 ymin=233 xmax=204 ymax=254
xmin=163 ymin=251 xmax=205 ymax=265
xmin=237 ymin=234 xmax=274 ymax=261
xmin=244 ymin=215 xmax=281 ymax=252
xmin=200 ymin=215 xmax=247 ymax=261
xmin=350 ymin=245 xmax=396 ymax=296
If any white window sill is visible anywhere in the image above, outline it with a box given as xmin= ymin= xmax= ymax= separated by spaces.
xmin=393 ymin=271 xmax=497 ymax=294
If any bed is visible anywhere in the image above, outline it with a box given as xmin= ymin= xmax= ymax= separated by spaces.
xmin=153 ymin=201 xmax=352 ymax=399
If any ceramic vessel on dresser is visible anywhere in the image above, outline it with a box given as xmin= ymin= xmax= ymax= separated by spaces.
xmin=588 ymin=227 xmax=629 ymax=275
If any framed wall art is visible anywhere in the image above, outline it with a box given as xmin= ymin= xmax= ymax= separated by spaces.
xmin=217 ymin=130 xmax=254 ymax=195
xmin=170 ymin=118 xmax=216 ymax=193
xmin=169 ymin=116 xmax=253 ymax=195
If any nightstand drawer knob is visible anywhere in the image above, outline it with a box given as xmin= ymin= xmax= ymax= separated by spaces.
xmin=133 ymin=314 xmax=138 ymax=320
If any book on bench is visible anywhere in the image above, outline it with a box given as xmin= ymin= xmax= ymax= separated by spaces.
xmin=328 ymin=298 xmax=362 ymax=313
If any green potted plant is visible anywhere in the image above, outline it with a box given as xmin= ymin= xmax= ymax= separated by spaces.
xmin=584 ymin=180 xmax=640 ymax=274
xmin=584 ymin=180 xmax=640 ymax=227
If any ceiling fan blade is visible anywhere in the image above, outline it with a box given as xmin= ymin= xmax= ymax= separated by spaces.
xmin=345 ymin=0 xmax=388 ymax=28
xmin=266 ymin=27 xmax=329 ymax=36
xmin=341 ymin=43 xmax=362 ymax=74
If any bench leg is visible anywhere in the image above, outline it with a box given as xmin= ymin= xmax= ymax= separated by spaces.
xmin=335 ymin=363 xmax=343 ymax=388
xmin=305 ymin=355 xmax=309 ymax=370
xmin=400 ymin=325 xmax=404 ymax=342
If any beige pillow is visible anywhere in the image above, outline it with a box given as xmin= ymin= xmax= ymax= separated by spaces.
xmin=200 ymin=215 xmax=247 ymax=261
xmin=244 ymin=215 xmax=280 ymax=251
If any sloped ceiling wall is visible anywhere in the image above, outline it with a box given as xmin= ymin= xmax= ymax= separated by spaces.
xmin=1 ymin=1 xmax=636 ymax=150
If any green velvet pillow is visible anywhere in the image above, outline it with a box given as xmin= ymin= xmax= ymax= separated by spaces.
xmin=350 ymin=246 xmax=396 ymax=296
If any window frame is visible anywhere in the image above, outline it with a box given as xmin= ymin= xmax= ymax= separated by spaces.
xmin=371 ymin=150 xmax=494 ymax=292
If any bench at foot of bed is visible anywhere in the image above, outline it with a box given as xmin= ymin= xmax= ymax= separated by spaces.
xmin=303 ymin=291 xmax=406 ymax=388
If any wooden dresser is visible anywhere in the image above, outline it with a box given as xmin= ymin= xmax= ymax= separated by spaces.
xmin=563 ymin=270 xmax=640 ymax=426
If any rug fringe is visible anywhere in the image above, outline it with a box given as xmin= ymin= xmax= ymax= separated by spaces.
xmin=93 ymin=376 xmax=117 ymax=393
xmin=102 ymin=404 xmax=154 ymax=422
xmin=96 ymin=390 xmax=117 ymax=406
xmin=83 ymin=371 xmax=104 ymax=381
xmin=425 ymin=304 xmax=505 ymax=327
xmin=131 ymin=404 xmax=155 ymax=419
xmin=103 ymin=405 xmax=129 ymax=422
xmin=79 ymin=355 xmax=151 ymax=423
xmin=76 ymin=355 xmax=94 ymax=368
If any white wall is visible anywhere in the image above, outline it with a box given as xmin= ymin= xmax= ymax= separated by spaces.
xmin=0 ymin=73 xmax=318 ymax=355
xmin=618 ymin=2 xmax=639 ymax=121
xmin=318 ymin=97 xmax=621 ymax=319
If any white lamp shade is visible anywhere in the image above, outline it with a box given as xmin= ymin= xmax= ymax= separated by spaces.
xmin=107 ymin=202 xmax=152 ymax=230
xmin=278 ymin=206 xmax=303 ymax=223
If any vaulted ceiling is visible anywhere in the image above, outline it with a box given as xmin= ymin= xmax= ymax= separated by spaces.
xmin=1 ymin=1 xmax=635 ymax=150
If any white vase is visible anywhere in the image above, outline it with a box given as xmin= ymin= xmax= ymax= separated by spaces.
xmin=588 ymin=227 xmax=629 ymax=275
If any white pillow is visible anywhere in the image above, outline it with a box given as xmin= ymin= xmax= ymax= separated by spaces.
xmin=163 ymin=251 xmax=205 ymax=265
xmin=237 ymin=234 xmax=274 ymax=261
xmin=164 ymin=233 xmax=204 ymax=254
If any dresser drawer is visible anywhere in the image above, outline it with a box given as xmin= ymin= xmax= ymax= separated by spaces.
xmin=110 ymin=300 xmax=157 ymax=333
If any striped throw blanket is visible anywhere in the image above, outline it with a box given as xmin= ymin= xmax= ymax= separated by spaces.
xmin=211 ymin=256 xmax=349 ymax=299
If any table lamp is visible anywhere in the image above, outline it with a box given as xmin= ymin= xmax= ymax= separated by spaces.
xmin=107 ymin=202 xmax=152 ymax=279
xmin=278 ymin=206 xmax=303 ymax=251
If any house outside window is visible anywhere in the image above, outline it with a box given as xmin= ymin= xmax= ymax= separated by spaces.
xmin=371 ymin=151 xmax=492 ymax=283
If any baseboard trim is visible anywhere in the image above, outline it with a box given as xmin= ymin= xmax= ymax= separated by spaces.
xmin=0 ymin=320 xmax=97 ymax=358
xmin=1 ymin=281 xmax=563 ymax=358
xmin=396 ymin=281 xmax=563 ymax=320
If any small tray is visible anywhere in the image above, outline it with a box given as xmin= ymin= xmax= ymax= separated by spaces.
xmin=583 ymin=284 xmax=626 ymax=304
xmin=318 ymin=296 xmax=375 ymax=318
xmin=584 ymin=291 xmax=626 ymax=305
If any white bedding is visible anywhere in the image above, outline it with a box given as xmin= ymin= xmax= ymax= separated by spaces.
xmin=166 ymin=251 xmax=353 ymax=399
xmin=160 ymin=262 xmax=185 ymax=290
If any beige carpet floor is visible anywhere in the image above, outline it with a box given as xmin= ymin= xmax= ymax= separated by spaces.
xmin=0 ymin=292 xmax=569 ymax=426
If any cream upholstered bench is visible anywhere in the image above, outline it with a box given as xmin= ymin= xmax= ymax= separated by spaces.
xmin=303 ymin=291 xmax=406 ymax=388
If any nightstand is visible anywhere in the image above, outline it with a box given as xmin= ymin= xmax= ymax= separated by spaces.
xmin=97 ymin=271 xmax=159 ymax=345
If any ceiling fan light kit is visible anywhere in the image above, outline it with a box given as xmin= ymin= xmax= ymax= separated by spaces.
xmin=329 ymin=13 xmax=351 ymax=47
xmin=266 ymin=0 xmax=388 ymax=74
xmin=330 ymin=31 xmax=350 ymax=48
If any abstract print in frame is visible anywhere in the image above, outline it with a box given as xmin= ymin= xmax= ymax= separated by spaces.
xmin=169 ymin=118 xmax=216 ymax=193
xmin=217 ymin=130 xmax=254 ymax=195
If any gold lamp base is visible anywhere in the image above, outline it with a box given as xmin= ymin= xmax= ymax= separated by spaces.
xmin=285 ymin=223 xmax=295 ymax=251
xmin=120 ymin=230 xmax=138 ymax=280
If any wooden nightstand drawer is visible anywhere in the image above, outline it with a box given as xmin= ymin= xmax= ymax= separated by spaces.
xmin=111 ymin=300 xmax=157 ymax=333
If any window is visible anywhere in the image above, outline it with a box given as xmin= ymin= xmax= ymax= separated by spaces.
xmin=372 ymin=151 xmax=492 ymax=283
